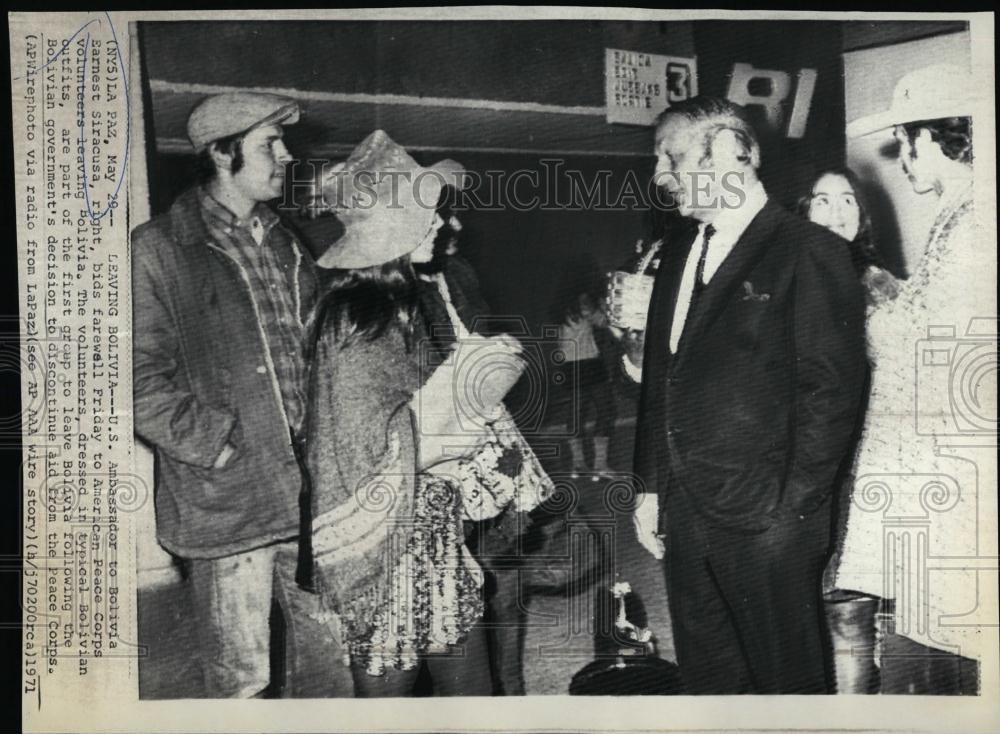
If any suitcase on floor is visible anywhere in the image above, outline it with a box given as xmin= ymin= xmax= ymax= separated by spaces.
xmin=569 ymin=655 xmax=684 ymax=695
xmin=569 ymin=581 xmax=684 ymax=695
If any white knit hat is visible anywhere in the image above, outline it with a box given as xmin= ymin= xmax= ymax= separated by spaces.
xmin=847 ymin=64 xmax=976 ymax=138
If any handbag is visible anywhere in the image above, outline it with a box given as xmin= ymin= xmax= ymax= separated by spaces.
xmin=458 ymin=405 xmax=552 ymax=521
xmin=428 ymin=272 xmax=554 ymax=521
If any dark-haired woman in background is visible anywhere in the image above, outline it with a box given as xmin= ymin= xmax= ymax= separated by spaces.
xmin=797 ymin=166 xmax=900 ymax=693
xmin=798 ymin=166 xmax=899 ymax=306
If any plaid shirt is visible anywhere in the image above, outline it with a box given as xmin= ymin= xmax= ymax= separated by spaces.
xmin=200 ymin=190 xmax=308 ymax=433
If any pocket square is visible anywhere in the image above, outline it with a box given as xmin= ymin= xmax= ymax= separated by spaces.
xmin=741 ymin=281 xmax=771 ymax=302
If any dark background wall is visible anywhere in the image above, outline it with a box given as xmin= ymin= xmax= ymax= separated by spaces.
xmin=693 ymin=21 xmax=845 ymax=210
xmin=137 ymin=19 xmax=964 ymax=335
xmin=141 ymin=20 xmax=697 ymax=331
xmin=141 ymin=21 xmax=694 ymax=109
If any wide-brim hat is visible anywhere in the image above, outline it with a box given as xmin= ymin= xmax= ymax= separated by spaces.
xmin=187 ymin=92 xmax=299 ymax=151
xmin=847 ymin=64 xmax=976 ymax=138
xmin=316 ymin=130 xmax=468 ymax=269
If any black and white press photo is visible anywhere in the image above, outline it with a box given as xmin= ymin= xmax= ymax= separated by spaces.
xmin=11 ymin=8 xmax=997 ymax=734
xmin=127 ymin=15 xmax=994 ymax=700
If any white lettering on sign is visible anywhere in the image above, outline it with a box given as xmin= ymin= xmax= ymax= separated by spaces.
xmin=607 ymin=53 xmax=817 ymax=138
xmin=786 ymin=68 xmax=818 ymax=139
xmin=726 ymin=62 xmax=818 ymax=139
xmin=605 ymin=48 xmax=698 ymax=126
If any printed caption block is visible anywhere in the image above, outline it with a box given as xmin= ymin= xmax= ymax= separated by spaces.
xmin=12 ymin=12 xmax=139 ymax=727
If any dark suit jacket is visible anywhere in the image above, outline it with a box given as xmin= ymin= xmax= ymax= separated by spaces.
xmin=633 ymin=199 xmax=866 ymax=532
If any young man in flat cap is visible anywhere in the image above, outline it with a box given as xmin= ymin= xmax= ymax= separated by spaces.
xmin=132 ymin=92 xmax=349 ymax=697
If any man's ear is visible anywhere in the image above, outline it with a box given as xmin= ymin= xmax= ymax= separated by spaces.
xmin=708 ymin=128 xmax=759 ymax=170
xmin=208 ymin=143 xmax=233 ymax=175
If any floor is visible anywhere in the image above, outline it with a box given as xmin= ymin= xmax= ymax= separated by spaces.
xmin=136 ymin=404 xmax=979 ymax=697
xmin=136 ymin=496 xmax=675 ymax=697
xmin=137 ymin=411 xmax=679 ymax=698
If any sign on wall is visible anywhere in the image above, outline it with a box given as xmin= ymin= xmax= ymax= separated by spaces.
xmin=726 ymin=63 xmax=817 ymax=139
xmin=605 ymin=48 xmax=698 ymax=126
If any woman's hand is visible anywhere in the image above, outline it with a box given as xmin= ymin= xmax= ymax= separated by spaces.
xmin=864 ymin=266 xmax=901 ymax=307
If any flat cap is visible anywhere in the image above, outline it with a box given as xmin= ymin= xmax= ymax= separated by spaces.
xmin=187 ymin=92 xmax=300 ymax=152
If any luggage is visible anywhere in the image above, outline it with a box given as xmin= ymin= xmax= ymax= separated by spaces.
xmin=569 ymin=581 xmax=684 ymax=695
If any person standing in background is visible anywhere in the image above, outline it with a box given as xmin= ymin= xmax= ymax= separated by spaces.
xmin=838 ymin=64 xmax=991 ymax=689
xmin=553 ymin=280 xmax=617 ymax=480
xmin=798 ymin=166 xmax=900 ymax=307
xmin=797 ymin=165 xmax=901 ymax=693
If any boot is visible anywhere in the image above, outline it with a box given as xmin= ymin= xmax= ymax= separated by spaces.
xmin=824 ymin=589 xmax=880 ymax=694
xmin=592 ymin=437 xmax=611 ymax=479
xmin=567 ymin=438 xmax=587 ymax=478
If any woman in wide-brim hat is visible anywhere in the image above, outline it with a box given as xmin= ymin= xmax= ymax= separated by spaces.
xmin=302 ymin=130 xmax=524 ymax=695
xmin=836 ymin=64 xmax=990 ymax=682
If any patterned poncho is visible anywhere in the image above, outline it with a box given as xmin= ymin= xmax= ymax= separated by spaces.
xmin=837 ymin=181 xmax=996 ymax=660
xmin=305 ymin=316 xmax=484 ymax=674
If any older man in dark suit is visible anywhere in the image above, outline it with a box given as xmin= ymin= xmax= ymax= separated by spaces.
xmin=623 ymin=97 xmax=867 ymax=694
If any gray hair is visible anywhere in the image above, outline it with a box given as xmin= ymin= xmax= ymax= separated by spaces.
xmin=655 ymin=97 xmax=761 ymax=169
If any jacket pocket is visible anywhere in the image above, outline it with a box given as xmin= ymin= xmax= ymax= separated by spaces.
xmin=730 ymin=298 xmax=771 ymax=352
xmin=186 ymin=455 xmax=246 ymax=510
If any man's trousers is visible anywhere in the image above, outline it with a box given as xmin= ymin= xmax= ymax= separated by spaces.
xmin=188 ymin=540 xmax=353 ymax=698
xmin=662 ymin=486 xmax=834 ymax=694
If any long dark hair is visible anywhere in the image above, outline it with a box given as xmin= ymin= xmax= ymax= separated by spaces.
xmin=413 ymin=188 xmax=462 ymax=276
xmin=312 ymin=258 xmax=419 ymax=351
xmin=797 ymin=166 xmax=884 ymax=275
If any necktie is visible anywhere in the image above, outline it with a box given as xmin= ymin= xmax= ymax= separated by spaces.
xmin=693 ymin=223 xmax=716 ymax=296
xmin=671 ymin=224 xmax=716 ymax=355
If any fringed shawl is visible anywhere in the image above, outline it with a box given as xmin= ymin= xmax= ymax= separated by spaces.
xmin=305 ymin=319 xmax=422 ymax=638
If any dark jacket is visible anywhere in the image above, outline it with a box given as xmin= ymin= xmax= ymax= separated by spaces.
xmin=633 ymin=200 xmax=866 ymax=532
xmin=132 ymin=188 xmax=319 ymax=558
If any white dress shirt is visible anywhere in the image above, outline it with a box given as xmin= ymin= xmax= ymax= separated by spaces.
xmin=623 ymin=180 xmax=768 ymax=380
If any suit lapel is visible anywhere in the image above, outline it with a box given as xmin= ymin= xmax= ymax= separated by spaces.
xmin=673 ymin=200 xmax=781 ymax=369
xmin=646 ymin=221 xmax=698 ymax=368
